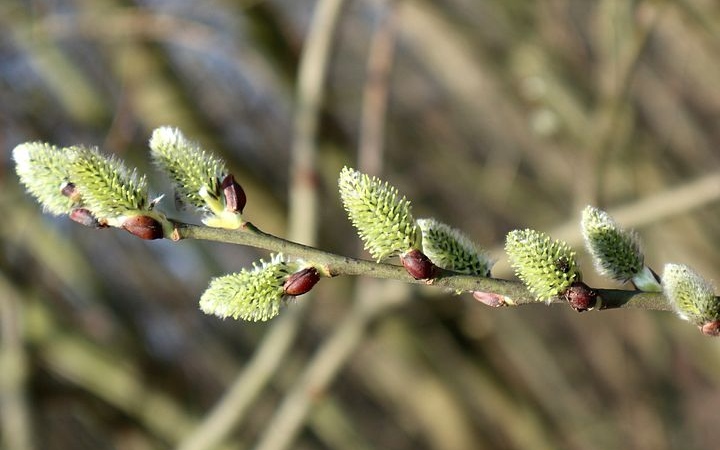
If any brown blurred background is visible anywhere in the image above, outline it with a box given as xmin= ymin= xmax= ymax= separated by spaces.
xmin=2 ymin=1 xmax=720 ymax=449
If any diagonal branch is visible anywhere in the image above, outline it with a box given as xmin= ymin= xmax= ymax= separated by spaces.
xmin=171 ymin=221 xmax=675 ymax=312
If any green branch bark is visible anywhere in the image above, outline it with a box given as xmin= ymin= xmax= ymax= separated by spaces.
xmin=171 ymin=221 xmax=674 ymax=311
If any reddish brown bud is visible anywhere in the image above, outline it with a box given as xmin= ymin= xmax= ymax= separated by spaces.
xmin=121 ymin=215 xmax=164 ymax=240
xmin=472 ymin=291 xmax=509 ymax=307
xmin=61 ymin=182 xmax=82 ymax=203
xmin=564 ymin=281 xmax=597 ymax=312
xmin=69 ymin=208 xmax=103 ymax=228
xmin=222 ymin=174 xmax=246 ymax=214
xmin=61 ymin=182 xmax=76 ymax=197
xmin=283 ymin=267 xmax=320 ymax=296
xmin=401 ymin=249 xmax=436 ymax=280
xmin=700 ymin=321 xmax=720 ymax=337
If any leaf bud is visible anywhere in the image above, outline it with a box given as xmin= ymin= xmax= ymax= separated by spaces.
xmin=472 ymin=291 xmax=510 ymax=307
xmin=222 ymin=174 xmax=246 ymax=214
xmin=69 ymin=208 xmax=106 ymax=228
xmin=564 ymin=281 xmax=597 ymax=312
xmin=283 ymin=267 xmax=320 ymax=296
xmin=60 ymin=182 xmax=82 ymax=203
xmin=701 ymin=321 xmax=720 ymax=337
xmin=121 ymin=215 xmax=164 ymax=240
xmin=400 ymin=248 xmax=436 ymax=280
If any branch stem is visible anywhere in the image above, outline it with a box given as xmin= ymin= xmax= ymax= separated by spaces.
xmin=172 ymin=221 xmax=673 ymax=312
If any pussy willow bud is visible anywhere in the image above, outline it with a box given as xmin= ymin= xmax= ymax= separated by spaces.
xmin=417 ymin=218 xmax=493 ymax=276
xmin=222 ymin=174 xmax=246 ymax=214
xmin=564 ymin=282 xmax=597 ymax=312
xmin=149 ymin=126 xmax=227 ymax=210
xmin=283 ymin=267 xmax=320 ymax=296
xmin=69 ymin=146 xmax=149 ymax=221
xmin=60 ymin=182 xmax=82 ymax=203
xmin=472 ymin=291 xmax=511 ymax=307
xmin=121 ymin=215 xmax=165 ymax=240
xmin=663 ymin=263 xmax=720 ymax=336
xmin=338 ymin=167 xmax=419 ymax=261
xmin=200 ymin=254 xmax=294 ymax=322
xmin=505 ymin=228 xmax=581 ymax=303
xmin=400 ymin=248 xmax=436 ymax=280
xmin=581 ymin=206 xmax=661 ymax=292
xmin=149 ymin=127 xmax=241 ymax=229
xmin=701 ymin=321 xmax=720 ymax=337
xmin=13 ymin=142 xmax=77 ymax=215
xmin=69 ymin=208 xmax=106 ymax=228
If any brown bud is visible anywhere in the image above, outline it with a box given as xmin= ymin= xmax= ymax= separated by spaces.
xmin=564 ymin=281 xmax=597 ymax=312
xmin=283 ymin=267 xmax=320 ymax=296
xmin=69 ymin=208 xmax=103 ymax=228
xmin=61 ymin=182 xmax=82 ymax=203
xmin=700 ymin=321 xmax=720 ymax=337
xmin=472 ymin=291 xmax=509 ymax=307
xmin=400 ymin=249 xmax=436 ymax=280
xmin=61 ymin=182 xmax=76 ymax=197
xmin=222 ymin=174 xmax=246 ymax=214
xmin=121 ymin=215 xmax=164 ymax=240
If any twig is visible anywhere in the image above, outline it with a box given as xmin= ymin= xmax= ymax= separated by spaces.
xmin=172 ymin=221 xmax=674 ymax=311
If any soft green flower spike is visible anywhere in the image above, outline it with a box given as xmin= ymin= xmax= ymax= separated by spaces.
xmin=69 ymin=146 xmax=149 ymax=224
xmin=149 ymin=127 xmax=241 ymax=229
xmin=505 ymin=228 xmax=580 ymax=302
xmin=417 ymin=218 xmax=493 ymax=276
xmin=13 ymin=142 xmax=77 ymax=215
xmin=581 ymin=206 xmax=660 ymax=291
xmin=338 ymin=167 xmax=419 ymax=261
xmin=149 ymin=127 xmax=226 ymax=209
xmin=663 ymin=263 xmax=718 ymax=326
xmin=200 ymin=254 xmax=296 ymax=321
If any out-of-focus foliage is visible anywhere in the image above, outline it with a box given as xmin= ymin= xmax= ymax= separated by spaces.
xmin=3 ymin=1 xmax=720 ymax=449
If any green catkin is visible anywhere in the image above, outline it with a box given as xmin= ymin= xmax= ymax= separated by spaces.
xmin=338 ymin=167 xmax=419 ymax=261
xmin=200 ymin=254 xmax=296 ymax=322
xmin=505 ymin=228 xmax=580 ymax=302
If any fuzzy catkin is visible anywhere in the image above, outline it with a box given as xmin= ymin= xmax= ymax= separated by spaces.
xmin=338 ymin=167 xmax=419 ymax=261
xmin=505 ymin=229 xmax=580 ymax=302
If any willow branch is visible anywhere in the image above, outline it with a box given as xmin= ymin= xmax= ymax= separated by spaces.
xmin=171 ymin=221 xmax=674 ymax=311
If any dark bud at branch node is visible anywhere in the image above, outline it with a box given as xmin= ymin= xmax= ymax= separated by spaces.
xmin=61 ymin=182 xmax=82 ymax=203
xmin=472 ymin=291 xmax=509 ymax=307
xmin=700 ymin=321 xmax=720 ymax=337
xmin=69 ymin=208 xmax=106 ymax=228
xmin=122 ymin=215 xmax=164 ymax=240
xmin=222 ymin=174 xmax=246 ymax=214
xmin=283 ymin=267 xmax=320 ymax=296
xmin=564 ymin=281 xmax=597 ymax=312
xmin=401 ymin=249 xmax=436 ymax=280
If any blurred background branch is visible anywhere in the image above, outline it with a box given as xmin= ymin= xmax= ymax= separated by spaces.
xmin=3 ymin=1 xmax=720 ymax=449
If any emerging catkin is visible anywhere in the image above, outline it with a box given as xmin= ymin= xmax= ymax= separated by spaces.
xmin=505 ymin=228 xmax=580 ymax=302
